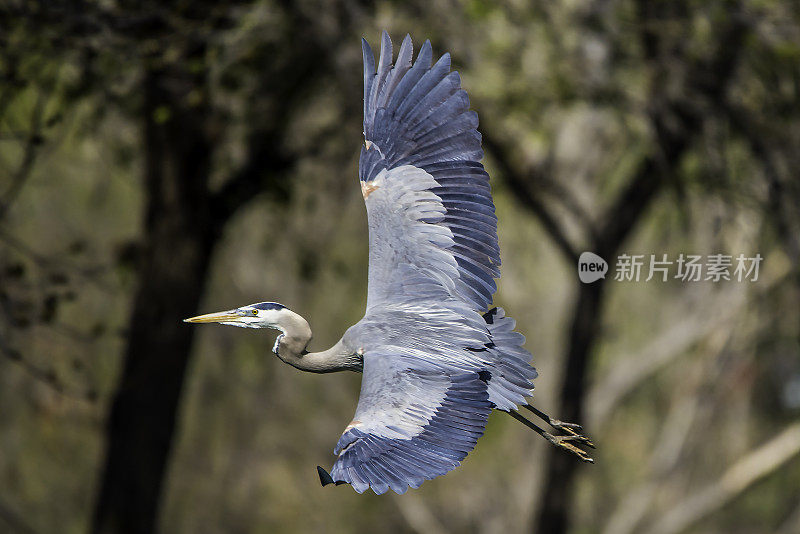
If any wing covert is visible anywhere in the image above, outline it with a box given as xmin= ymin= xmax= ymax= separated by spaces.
xmin=363 ymin=165 xmax=461 ymax=310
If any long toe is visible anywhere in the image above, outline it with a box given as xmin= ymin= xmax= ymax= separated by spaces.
xmin=561 ymin=434 xmax=595 ymax=449
xmin=550 ymin=420 xmax=595 ymax=449
xmin=554 ymin=420 xmax=583 ymax=432
xmin=555 ymin=439 xmax=594 ymax=463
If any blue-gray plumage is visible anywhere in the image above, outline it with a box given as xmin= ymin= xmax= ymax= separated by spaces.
xmin=185 ymin=31 xmax=593 ymax=496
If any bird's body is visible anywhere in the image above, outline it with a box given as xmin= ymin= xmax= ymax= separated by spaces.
xmin=186 ymin=32 xmax=592 ymax=495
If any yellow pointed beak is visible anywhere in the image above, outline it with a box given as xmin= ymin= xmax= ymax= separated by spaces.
xmin=183 ymin=310 xmax=241 ymax=324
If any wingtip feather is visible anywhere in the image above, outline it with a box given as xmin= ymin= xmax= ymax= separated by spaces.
xmin=379 ymin=31 xmax=393 ymax=69
xmin=397 ymin=34 xmax=413 ymax=68
xmin=417 ymin=39 xmax=433 ymax=67
xmin=362 ymin=37 xmax=375 ymax=71
xmin=317 ymin=465 xmax=335 ymax=487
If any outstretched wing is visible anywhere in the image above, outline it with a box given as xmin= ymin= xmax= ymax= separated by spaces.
xmin=320 ymin=33 xmax=539 ymax=495
xmin=359 ymin=32 xmax=500 ymax=311
xmin=324 ymin=351 xmax=493 ymax=495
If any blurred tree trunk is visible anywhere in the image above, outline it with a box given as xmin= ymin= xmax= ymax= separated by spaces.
xmin=534 ymin=160 xmax=665 ymax=533
xmin=91 ymin=63 xmax=218 ymax=534
xmin=486 ymin=4 xmax=748 ymax=532
xmin=531 ymin=6 xmax=748 ymax=532
xmin=89 ymin=4 xmax=358 ymax=530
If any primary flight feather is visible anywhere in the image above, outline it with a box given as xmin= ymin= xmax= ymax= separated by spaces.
xmin=185 ymin=32 xmax=593 ymax=496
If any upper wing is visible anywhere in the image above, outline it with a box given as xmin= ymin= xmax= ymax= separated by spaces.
xmin=360 ymin=32 xmax=500 ymax=311
xmin=324 ymin=350 xmax=493 ymax=494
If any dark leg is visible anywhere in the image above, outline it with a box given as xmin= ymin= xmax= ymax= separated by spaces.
xmin=507 ymin=410 xmax=594 ymax=463
xmin=524 ymin=404 xmax=587 ymax=438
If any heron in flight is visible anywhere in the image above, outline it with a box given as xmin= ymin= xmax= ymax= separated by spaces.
xmin=186 ymin=32 xmax=593 ymax=495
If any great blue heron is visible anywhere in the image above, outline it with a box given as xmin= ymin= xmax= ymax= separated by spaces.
xmin=185 ymin=32 xmax=593 ymax=495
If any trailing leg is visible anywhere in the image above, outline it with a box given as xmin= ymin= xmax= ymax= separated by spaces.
xmin=524 ymin=403 xmax=586 ymax=438
xmin=507 ymin=409 xmax=594 ymax=463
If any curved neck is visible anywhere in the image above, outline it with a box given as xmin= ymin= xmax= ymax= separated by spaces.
xmin=272 ymin=310 xmax=360 ymax=373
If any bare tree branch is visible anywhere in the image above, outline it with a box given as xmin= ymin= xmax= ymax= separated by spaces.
xmin=534 ymin=5 xmax=750 ymax=533
xmin=588 ymin=287 xmax=745 ymax=426
xmin=0 ymin=336 xmax=97 ymax=403
xmin=210 ymin=132 xmax=293 ymax=224
xmin=0 ymin=227 xmax=115 ymax=291
xmin=777 ymin=499 xmax=800 ymax=534
xmin=589 ymin=263 xmax=789 ymax=426
xmin=391 ymin=494 xmax=449 ymax=534
xmin=535 ymin=168 xmax=598 ymax=236
xmin=720 ymin=100 xmax=800 ymax=264
xmin=482 ymin=133 xmax=580 ymax=265
xmin=644 ymin=422 xmax=800 ymax=534
xmin=0 ymin=93 xmax=45 ymax=220
xmin=601 ymin=322 xmax=735 ymax=534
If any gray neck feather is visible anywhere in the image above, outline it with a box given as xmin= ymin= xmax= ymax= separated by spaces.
xmin=273 ymin=309 xmax=360 ymax=373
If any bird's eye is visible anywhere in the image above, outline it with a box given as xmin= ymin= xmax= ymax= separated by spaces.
xmin=251 ymin=310 xmax=258 ymax=316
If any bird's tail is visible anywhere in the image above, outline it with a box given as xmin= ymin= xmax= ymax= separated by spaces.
xmin=481 ymin=307 xmax=539 ymax=410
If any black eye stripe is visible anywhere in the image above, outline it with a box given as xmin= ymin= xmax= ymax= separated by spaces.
xmin=251 ymin=302 xmax=286 ymax=311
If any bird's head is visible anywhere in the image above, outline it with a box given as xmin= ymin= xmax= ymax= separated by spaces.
xmin=183 ymin=302 xmax=290 ymax=330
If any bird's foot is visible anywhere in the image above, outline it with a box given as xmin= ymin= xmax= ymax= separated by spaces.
xmin=544 ymin=431 xmax=595 ymax=463
xmin=549 ymin=420 xmax=593 ymax=447
xmin=522 ymin=404 xmax=595 ymax=460
xmin=508 ymin=407 xmax=595 ymax=463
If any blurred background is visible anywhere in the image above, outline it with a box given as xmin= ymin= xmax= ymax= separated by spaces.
xmin=2 ymin=1 xmax=799 ymax=533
